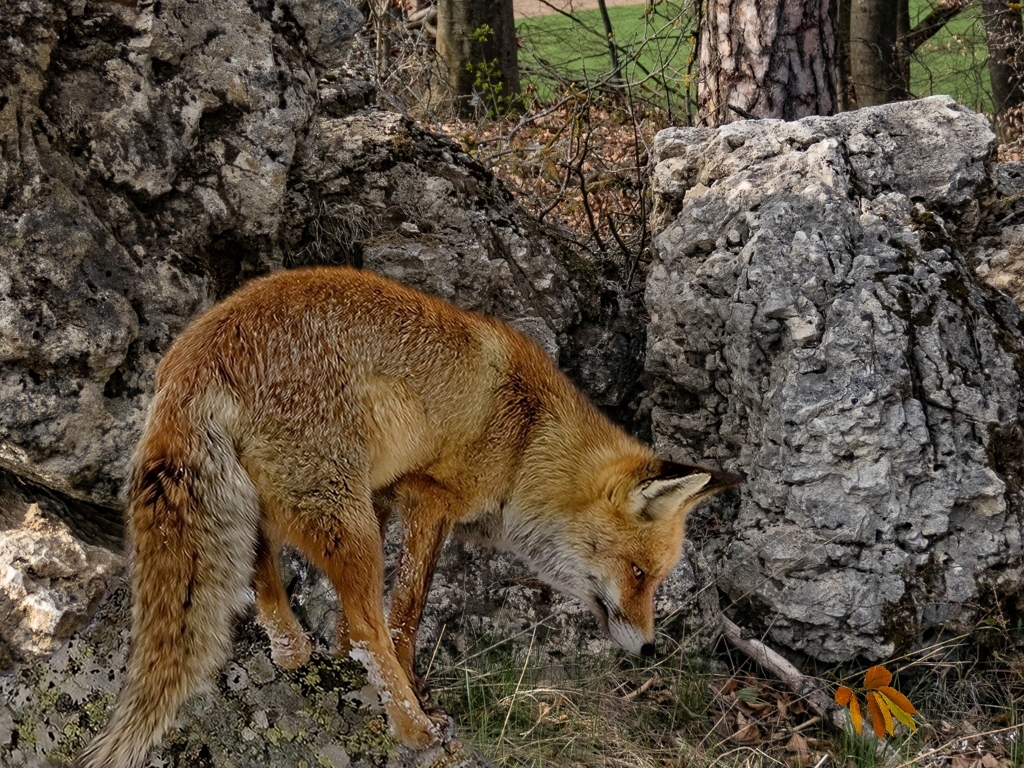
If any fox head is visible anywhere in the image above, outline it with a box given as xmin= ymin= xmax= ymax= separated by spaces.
xmin=521 ymin=458 xmax=742 ymax=657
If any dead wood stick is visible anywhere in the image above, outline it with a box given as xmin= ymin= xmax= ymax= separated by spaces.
xmin=719 ymin=615 xmax=845 ymax=730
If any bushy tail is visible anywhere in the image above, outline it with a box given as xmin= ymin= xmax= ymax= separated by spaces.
xmin=80 ymin=395 xmax=259 ymax=768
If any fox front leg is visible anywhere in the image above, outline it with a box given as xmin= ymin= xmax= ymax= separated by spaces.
xmin=388 ymin=478 xmax=456 ymax=686
xmin=332 ymin=492 xmax=396 ymax=655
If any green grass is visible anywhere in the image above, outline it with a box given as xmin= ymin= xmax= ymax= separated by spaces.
xmin=429 ymin=628 xmax=721 ymax=767
xmin=427 ymin=623 xmax=1024 ymax=768
xmin=908 ymin=1 xmax=993 ymax=114
xmin=516 ymin=2 xmax=693 ymax=111
xmin=516 ymin=1 xmax=998 ymax=119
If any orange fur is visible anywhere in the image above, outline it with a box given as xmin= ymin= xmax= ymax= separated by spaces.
xmin=80 ymin=266 xmax=740 ymax=767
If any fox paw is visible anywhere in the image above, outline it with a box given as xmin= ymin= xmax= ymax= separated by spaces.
xmin=268 ymin=631 xmax=313 ymax=670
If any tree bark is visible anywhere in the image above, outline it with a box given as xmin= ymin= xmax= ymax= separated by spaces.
xmin=848 ymin=0 xmax=909 ymax=107
xmin=436 ymin=0 xmax=520 ymax=116
xmin=697 ymin=0 xmax=839 ymax=126
xmin=981 ymin=0 xmax=1024 ymax=141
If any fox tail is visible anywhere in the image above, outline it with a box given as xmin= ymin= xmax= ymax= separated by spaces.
xmin=79 ymin=394 xmax=259 ymax=768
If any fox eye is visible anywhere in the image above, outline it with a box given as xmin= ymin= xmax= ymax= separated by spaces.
xmin=631 ymin=563 xmax=644 ymax=580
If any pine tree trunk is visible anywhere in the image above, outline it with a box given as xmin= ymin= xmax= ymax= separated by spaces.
xmin=981 ymin=0 xmax=1024 ymax=141
xmin=697 ymin=0 xmax=838 ymax=126
xmin=436 ymin=0 xmax=520 ymax=116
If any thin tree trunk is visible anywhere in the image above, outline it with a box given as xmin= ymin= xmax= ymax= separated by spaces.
xmin=981 ymin=0 xmax=1024 ymax=141
xmin=838 ymin=0 xmax=852 ymax=110
xmin=697 ymin=0 xmax=838 ymax=126
xmin=596 ymin=0 xmax=623 ymax=81
xmin=369 ymin=0 xmax=391 ymax=77
xmin=436 ymin=0 xmax=520 ymax=116
xmin=848 ymin=0 xmax=909 ymax=107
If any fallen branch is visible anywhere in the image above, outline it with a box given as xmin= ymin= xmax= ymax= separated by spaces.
xmin=719 ymin=615 xmax=845 ymax=729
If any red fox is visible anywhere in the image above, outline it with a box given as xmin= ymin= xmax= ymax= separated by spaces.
xmin=79 ymin=266 xmax=741 ymax=767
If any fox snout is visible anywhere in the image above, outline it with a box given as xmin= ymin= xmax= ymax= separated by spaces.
xmin=591 ymin=595 xmax=657 ymax=658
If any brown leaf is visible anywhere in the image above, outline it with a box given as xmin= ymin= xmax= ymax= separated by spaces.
xmin=849 ymin=694 xmax=863 ymax=735
xmin=866 ymin=691 xmax=886 ymax=739
xmin=869 ymin=691 xmax=894 ymax=736
xmin=864 ymin=665 xmax=893 ymax=690
xmin=878 ymin=684 xmax=917 ymax=715
xmin=835 ymin=686 xmax=853 ymax=707
xmin=730 ymin=721 xmax=760 ymax=745
xmin=785 ymin=733 xmax=810 ymax=755
xmin=951 ymin=755 xmax=980 ymax=768
xmin=777 ymin=696 xmax=789 ymax=719
xmin=981 ymin=755 xmax=1001 ymax=768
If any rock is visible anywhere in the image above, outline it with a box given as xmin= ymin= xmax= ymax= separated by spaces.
xmin=647 ymin=95 xmax=1023 ymax=661
xmin=287 ymin=109 xmax=580 ymax=362
xmin=0 ymin=503 xmax=123 ymax=667
xmin=0 ymin=582 xmax=491 ymax=768
xmin=973 ymin=160 xmax=1024 ymax=308
xmin=0 ymin=0 xmax=645 ymax=761
xmin=1 ymin=0 xmax=326 ymax=505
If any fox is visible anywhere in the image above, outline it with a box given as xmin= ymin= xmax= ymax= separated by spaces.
xmin=79 ymin=265 xmax=742 ymax=768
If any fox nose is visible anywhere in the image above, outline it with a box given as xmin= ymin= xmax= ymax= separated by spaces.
xmin=640 ymin=642 xmax=656 ymax=658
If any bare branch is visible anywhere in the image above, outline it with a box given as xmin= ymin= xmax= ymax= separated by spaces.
xmin=897 ymin=0 xmax=969 ymax=56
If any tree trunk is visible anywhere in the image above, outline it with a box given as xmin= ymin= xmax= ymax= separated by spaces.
xmin=848 ymin=0 xmax=909 ymax=107
xmin=597 ymin=0 xmax=623 ymax=81
xmin=697 ymin=0 xmax=839 ymax=126
xmin=436 ymin=0 xmax=520 ymax=116
xmin=981 ymin=0 xmax=1024 ymax=141
xmin=838 ymin=0 xmax=852 ymax=110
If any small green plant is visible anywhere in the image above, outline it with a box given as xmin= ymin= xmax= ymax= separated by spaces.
xmin=464 ymin=23 xmax=513 ymax=117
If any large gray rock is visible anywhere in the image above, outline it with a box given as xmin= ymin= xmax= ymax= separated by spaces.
xmin=646 ymin=96 xmax=1024 ymax=661
xmin=0 ymin=503 xmax=123 ymax=667
xmin=1 ymin=0 xmax=329 ymax=505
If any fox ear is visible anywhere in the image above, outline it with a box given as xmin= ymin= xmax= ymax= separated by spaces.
xmin=633 ymin=461 xmax=744 ymax=521
xmin=633 ymin=472 xmax=711 ymax=521
xmin=640 ymin=473 xmax=711 ymax=501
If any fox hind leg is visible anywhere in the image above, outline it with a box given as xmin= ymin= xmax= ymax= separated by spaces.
xmin=254 ymin=528 xmax=314 ymax=670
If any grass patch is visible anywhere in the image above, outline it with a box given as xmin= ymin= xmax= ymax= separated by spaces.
xmin=516 ymin=2 xmax=694 ymax=113
xmin=427 ymin=623 xmax=1024 ymax=768
xmin=430 ymin=628 xmax=724 ymax=767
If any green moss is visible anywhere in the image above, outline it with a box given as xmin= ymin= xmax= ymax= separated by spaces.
xmin=388 ymin=133 xmax=417 ymax=162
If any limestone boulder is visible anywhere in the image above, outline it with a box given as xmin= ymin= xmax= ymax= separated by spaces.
xmin=646 ymin=96 xmax=1023 ymax=661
